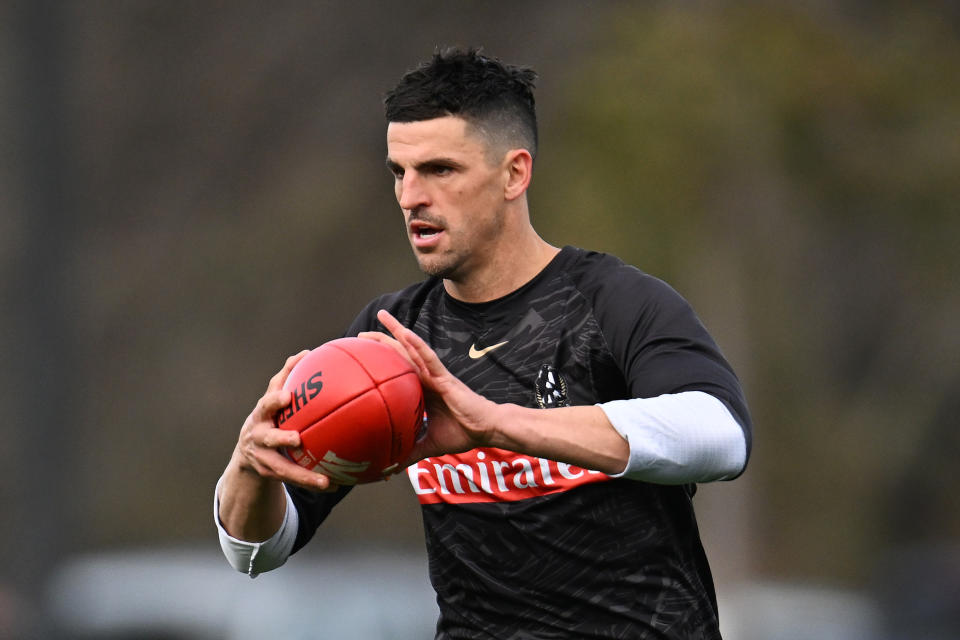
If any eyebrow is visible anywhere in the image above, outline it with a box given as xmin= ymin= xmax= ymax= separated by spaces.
xmin=385 ymin=156 xmax=466 ymax=173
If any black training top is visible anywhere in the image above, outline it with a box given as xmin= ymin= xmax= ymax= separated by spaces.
xmin=287 ymin=246 xmax=752 ymax=639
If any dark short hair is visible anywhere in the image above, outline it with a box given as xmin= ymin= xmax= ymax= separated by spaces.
xmin=384 ymin=47 xmax=538 ymax=160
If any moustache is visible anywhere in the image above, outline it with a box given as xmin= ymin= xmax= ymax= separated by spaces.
xmin=407 ymin=210 xmax=445 ymax=228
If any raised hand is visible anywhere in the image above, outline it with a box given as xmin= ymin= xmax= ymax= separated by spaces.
xmin=371 ymin=309 xmax=505 ymax=463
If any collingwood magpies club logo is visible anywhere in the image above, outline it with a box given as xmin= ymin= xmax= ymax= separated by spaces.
xmin=535 ymin=364 xmax=569 ymax=408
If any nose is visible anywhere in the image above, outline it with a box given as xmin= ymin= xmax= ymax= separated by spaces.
xmin=397 ymin=172 xmax=430 ymax=212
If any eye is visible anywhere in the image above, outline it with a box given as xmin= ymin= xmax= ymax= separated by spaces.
xmin=386 ymin=161 xmax=404 ymax=180
xmin=431 ymin=165 xmax=453 ymax=176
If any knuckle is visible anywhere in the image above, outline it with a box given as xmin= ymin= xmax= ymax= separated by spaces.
xmin=257 ymin=391 xmax=285 ymax=415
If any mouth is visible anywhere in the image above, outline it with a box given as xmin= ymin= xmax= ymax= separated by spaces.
xmin=409 ymin=220 xmax=445 ymax=247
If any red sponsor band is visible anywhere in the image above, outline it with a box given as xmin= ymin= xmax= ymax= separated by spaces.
xmin=407 ymin=447 xmax=611 ymax=505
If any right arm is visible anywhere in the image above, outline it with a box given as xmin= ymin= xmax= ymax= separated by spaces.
xmin=215 ymin=351 xmax=341 ymax=574
xmin=215 ymin=289 xmax=427 ymax=572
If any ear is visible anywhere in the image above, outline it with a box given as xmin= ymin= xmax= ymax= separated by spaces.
xmin=503 ymin=149 xmax=533 ymax=201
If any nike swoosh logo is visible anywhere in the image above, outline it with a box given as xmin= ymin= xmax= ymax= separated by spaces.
xmin=468 ymin=340 xmax=509 ymax=359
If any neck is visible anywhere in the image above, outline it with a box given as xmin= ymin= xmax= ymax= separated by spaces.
xmin=444 ymin=232 xmax=560 ymax=303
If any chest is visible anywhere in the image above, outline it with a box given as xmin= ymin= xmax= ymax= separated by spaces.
xmin=413 ymin=289 xmax=626 ymax=407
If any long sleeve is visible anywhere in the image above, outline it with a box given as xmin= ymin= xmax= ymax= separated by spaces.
xmin=213 ymin=475 xmax=299 ymax=577
xmin=600 ymin=391 xmax=746 ymax=484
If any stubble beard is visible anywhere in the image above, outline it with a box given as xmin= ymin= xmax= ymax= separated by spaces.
xmin=415 ymin=247 xmax=464 ymax=281
xmin=410 ymin=207 xmax=505 ymax=284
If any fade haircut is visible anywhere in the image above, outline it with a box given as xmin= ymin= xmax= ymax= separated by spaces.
xmin=384 ymin=47 xmax=538 ymax=162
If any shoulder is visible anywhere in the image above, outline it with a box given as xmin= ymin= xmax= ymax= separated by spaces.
xmin=560 ymin=246 xmax=708 ymax=366
xmin=561 ymin=246 xmax=689 ymax=316
xmin=345 ymin=277 xmax=443 ymax=335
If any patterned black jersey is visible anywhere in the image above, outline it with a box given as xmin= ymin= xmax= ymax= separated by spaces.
xmin=288 ymin=246 xmax=752 ymax=639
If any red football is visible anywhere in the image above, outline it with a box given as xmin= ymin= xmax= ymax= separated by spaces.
xmin=275 ymin=337 xmax=424 ymax=484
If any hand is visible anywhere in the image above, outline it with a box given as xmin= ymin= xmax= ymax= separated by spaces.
xmin=231 ymin=350 xmax=340 ymax=493
xmin=372 ymin=309 xmax=505 ymax=463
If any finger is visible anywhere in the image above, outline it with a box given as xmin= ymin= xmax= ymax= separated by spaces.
xmin=257 ymin=388 xmax=295 ymax=418
xmin=374 ymin=311 xmax=428 ymax=372
xmin=376 ymin=309 xmax=406 ymax=339
xmin=375 ymin=310 xmax=422 ymax=361
xmin=279 ymin=461 xmax=341 ymax=493
xmin=357 ymin=330 xmax=402 ymax=353
xmin=257 ymin=447 xmax=340 ymax=493
xmin=377 ymin=310 xmax=447 ymax=380
xmin=357 ymin=330 xmax=394 ymax=345
xmin=261 ymin=426 xmax=300 ymax=450
xmin=357 ymin=330 xmax=415 ymax=366
xmin=266 ymin=349 xmax=310 ymax=392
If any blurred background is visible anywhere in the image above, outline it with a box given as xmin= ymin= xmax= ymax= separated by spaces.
xmin=2 ymin=1 xmax=958 ymax=638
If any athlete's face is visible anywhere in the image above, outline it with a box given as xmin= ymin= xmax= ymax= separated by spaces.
xmin=386 ymin=116 xmax=509 ymax=282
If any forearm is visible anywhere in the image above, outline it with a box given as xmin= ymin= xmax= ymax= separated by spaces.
xmin=214 ymin=473 xmax=298 ymax=576
xmin=489 ymin=404 xmax=629 ymax=475
xmin=217 ymin=452 xmax=288 ymax=542
xmin=485 ymin=391 xmax=746 ymax=484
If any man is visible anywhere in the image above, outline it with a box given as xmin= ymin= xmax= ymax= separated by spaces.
xmin=216 ymin=48 xmax=752 ymax=639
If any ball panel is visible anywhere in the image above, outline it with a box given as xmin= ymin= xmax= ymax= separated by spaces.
xmin=327 ymin=337 xmax=414 ymax=384
xmin=376 ymin=372 xmax=425 ymax=462
xmin=276 ymin=337 xmax=424 ymax=484
xmin=294 ymin=389 xmax=393 ymax=484
xmin=275 ymin=344 xmax=375 ymax=434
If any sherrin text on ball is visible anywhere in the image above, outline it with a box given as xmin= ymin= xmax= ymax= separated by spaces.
xmin=275 ymin=337 xmax=425 ymax=484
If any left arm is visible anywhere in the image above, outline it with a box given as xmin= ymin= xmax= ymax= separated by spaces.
xmin=601 ymin=391 xmax=746 ymax=483
xmin=486 ymin=403 xmax=629 ymax=475
xmin=495 ymin=392 xmax=746 ymax=482
xmin=370 ymin=310 xmax=743 ymax=482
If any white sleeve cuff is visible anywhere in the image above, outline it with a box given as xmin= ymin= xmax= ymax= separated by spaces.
xmin=600 ymin=391 xmax=746 ymax=484
xmin=213 ymin=476 xmax=299 ymax=577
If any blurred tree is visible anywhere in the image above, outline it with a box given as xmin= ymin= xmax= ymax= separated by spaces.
xmin=2 ymin=0 xmax=956 ymax=604
xmin=0 ymin=0 xmax=622 ymax=557
xmin=3 ymin=1 xmax=80 ymax=612
xmin=533 ymin=1 xmax=960 ymax=583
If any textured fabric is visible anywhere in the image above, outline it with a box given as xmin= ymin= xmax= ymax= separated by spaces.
xmin=214 ymin=475 xmax=299 ymax=576
xmin=286 ymin=246 xmax=752 ymax=639
xmin=601 ymin=391 xmax=746 ymax=484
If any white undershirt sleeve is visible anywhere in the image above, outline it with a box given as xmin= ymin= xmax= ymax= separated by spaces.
xmin=213 ymin=475 xmax=299 ymax=577
xmin=600 ymin=390 xmax=746 ymax=484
